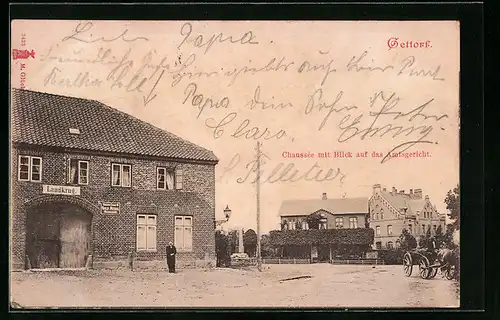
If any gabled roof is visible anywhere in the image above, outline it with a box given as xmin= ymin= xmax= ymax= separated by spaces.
xmin=378 ymin=191 xmax=429 ymax=216
xmin=279 ymin=197 xmax=369 ymax=217
xmin=11 ymin=89 xmax=218 ymax=163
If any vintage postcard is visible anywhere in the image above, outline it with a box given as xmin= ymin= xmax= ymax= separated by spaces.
xmin=10 ymin=20 xmax=460 ymax=308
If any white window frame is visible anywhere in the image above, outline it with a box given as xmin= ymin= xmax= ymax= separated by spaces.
xmin=174 ymin=215 xmax=193 ymax=252
xmin=67 ymin=159 xmax=89 ymax=185
xmin=157 ymin=167 xmax=183 ymax=190
xmin=301 ymin=220 xmax=309 ymax=230
xmin=376 ymin=225 xmax=381 ymax=236
xmin=175 ymin=168 xmax=183 ymax=190
xmin=136 ymin=214 xmax=157 ymax=252
xmin=111 ymin=163 xmax=132 ymax=187
xmin=18 ymin=155 xmax=42 ymax=182
xmin=78 ymin=160 xmax=89 ymax=185
xmin=335 ymin=217 xmax=343 ymax=228
xmin=349 ymin=217 xmax=358 ymax=229
xmin=387 ymin=225 xmax=393 ymax=235
xmin=157 ymin=167 xmax=167 ymax=190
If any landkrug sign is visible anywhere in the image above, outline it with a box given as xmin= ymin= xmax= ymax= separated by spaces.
xmin=42 ymin=184 xmax=81 ymax=196
xmin=101 ymin=202 xmax=120 ymax=214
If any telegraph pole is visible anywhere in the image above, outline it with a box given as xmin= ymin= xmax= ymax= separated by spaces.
xmin=256 ymin=141 xmax=262 ymax=272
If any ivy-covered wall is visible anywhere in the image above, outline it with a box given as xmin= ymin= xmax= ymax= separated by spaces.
xmin=269 ymin=228 xmax=374 ymax=246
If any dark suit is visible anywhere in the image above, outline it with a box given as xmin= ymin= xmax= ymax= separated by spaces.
xmin=166 ymin=245 xmax=177 ymax=273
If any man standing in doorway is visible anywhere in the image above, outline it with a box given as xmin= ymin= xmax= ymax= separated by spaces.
xmin=166 ymin=241 xmax=177 ymax=273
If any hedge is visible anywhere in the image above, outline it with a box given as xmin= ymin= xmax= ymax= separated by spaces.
xmin=269 ymin=228 xmax=374 ymax=246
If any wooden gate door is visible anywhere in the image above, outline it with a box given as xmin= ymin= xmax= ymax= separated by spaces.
xmin=26 ymin=206 xmax=61 ymax=269
xmin=59 ymin=207 xmax=91 ymax=268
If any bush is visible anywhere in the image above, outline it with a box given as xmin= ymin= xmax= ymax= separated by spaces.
xmin=378 ymin=248 xmax=405 ymax=265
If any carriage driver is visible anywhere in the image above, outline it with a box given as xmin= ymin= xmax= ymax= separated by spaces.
xmin=427 ymin=236 xmax=437 ymax=252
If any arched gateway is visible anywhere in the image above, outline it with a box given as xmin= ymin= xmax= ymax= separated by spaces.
xmin=24 ymin=195 xmax=98 ymax=269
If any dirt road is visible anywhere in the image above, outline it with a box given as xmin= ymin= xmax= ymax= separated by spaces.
xmin=10 ymin=264 xmax=459 ymax=308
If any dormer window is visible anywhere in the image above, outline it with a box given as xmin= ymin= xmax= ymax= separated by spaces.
xmin=69 ymin=128 xmax=81 ymax=135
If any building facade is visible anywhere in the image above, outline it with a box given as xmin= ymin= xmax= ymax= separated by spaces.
xmin=368 ymin=184 xmax=446 ymax=249
xmin=279 ymin=193 xmax=368 ymax=231
xmin=10 ymin=89 xmax=218 ymax=270
xmin=273 ymin=193 xmax=372 ymax=262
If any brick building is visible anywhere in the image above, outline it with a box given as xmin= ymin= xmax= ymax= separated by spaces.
xmin=368 ymin=184 xmax=446 ymax=250
xmin=10 ymin=89 xmax=218 ymax=270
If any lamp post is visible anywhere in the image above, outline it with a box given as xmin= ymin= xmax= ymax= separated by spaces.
xmin=214 ymin=205 xmax=232 ymax=230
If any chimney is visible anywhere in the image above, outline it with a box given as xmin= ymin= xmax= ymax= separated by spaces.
xmin=399 ymin=190 xmax=405 ymax=195
xmin=322 ymin=192 xmax=327 ymax=200
xmin=425 ymin=195 xmax=429 ymax=200
xmin=372 ymin=184 xmax=381 ymax=193
xmin=392 ymin=187 xmax=397 ymax=195
xmin=410 ymin=189 xmax=413 ymax=195
xmin=414 ymin=189 xmax=422 ymax=199
xmin=383 ymin=188 xmax=387 ymax=192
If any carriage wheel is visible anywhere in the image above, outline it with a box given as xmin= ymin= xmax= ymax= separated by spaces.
xmin=445 ymin=265 xmax=456 ymax=280
xmin=403 ymin=252 xmax=413 ymax=277
xmin=418 ymin=256 xmax=431 ymax=279
xmin=428 ymin=266 xmax=438 ymax=279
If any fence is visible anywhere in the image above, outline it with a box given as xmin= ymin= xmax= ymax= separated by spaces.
xmin=262 ymin=258 xmax=311 ymax=264
xmin=330 ymin=259 xmax=385 ymax=265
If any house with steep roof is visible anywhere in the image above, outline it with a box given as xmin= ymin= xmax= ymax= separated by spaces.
xmin=10 ymin=89 xmax=218 ymax=270
xmin=270 ymin=193 xmax=373 ymax=262
xmin=369 ymin=184 xmax=446 ymax=250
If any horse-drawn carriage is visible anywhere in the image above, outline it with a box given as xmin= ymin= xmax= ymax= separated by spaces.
xmin=403 ymin=248 xmax=459 ymax=280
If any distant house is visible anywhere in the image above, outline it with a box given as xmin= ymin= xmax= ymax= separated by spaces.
xmin=11 ymin=89 xmax=218 ymax=270
xmin=270 ymin=193 xmax=373 ymax=262
xmin=279 ymin=193 xmax=369 ymax=231
xmin=369 ymin=184 xmax=446 ymax=250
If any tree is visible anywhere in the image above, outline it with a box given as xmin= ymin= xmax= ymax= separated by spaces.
xmin=435 ymin=225 xmax=444 ymax=248
xmin=260 ymin=233 xmax=275 ymax=258
xmin=419 ymin=226 xmax=432 ymax=248
xmin=444 ymin=184 xmax=460 ymax=231
xmin=306 ymin=213 xmax=321 ymax=229
xmin=215 ymin=231 xmax=230 ymax=267
xmin=243 ymin=229 xmax=258 ymax=257
xmin=443 ymin=224 xmax=458 ymax=249
xmin=228 ymin=230 xmax=239 ymax=254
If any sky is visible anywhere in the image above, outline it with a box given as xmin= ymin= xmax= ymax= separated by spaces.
xmin=11 ymin=20 xmax=460 ymax=233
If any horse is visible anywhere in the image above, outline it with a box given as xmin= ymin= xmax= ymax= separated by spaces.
xmin=436 ymin=247 xmax=459 ymax=279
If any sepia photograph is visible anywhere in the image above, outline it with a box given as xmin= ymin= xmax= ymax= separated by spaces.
xmin=10 ymin=19 xmax=460 ymax=309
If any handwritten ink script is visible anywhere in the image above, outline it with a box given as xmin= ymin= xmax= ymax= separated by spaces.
xmin=24 ymin=20 xmax=458 ymax=185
